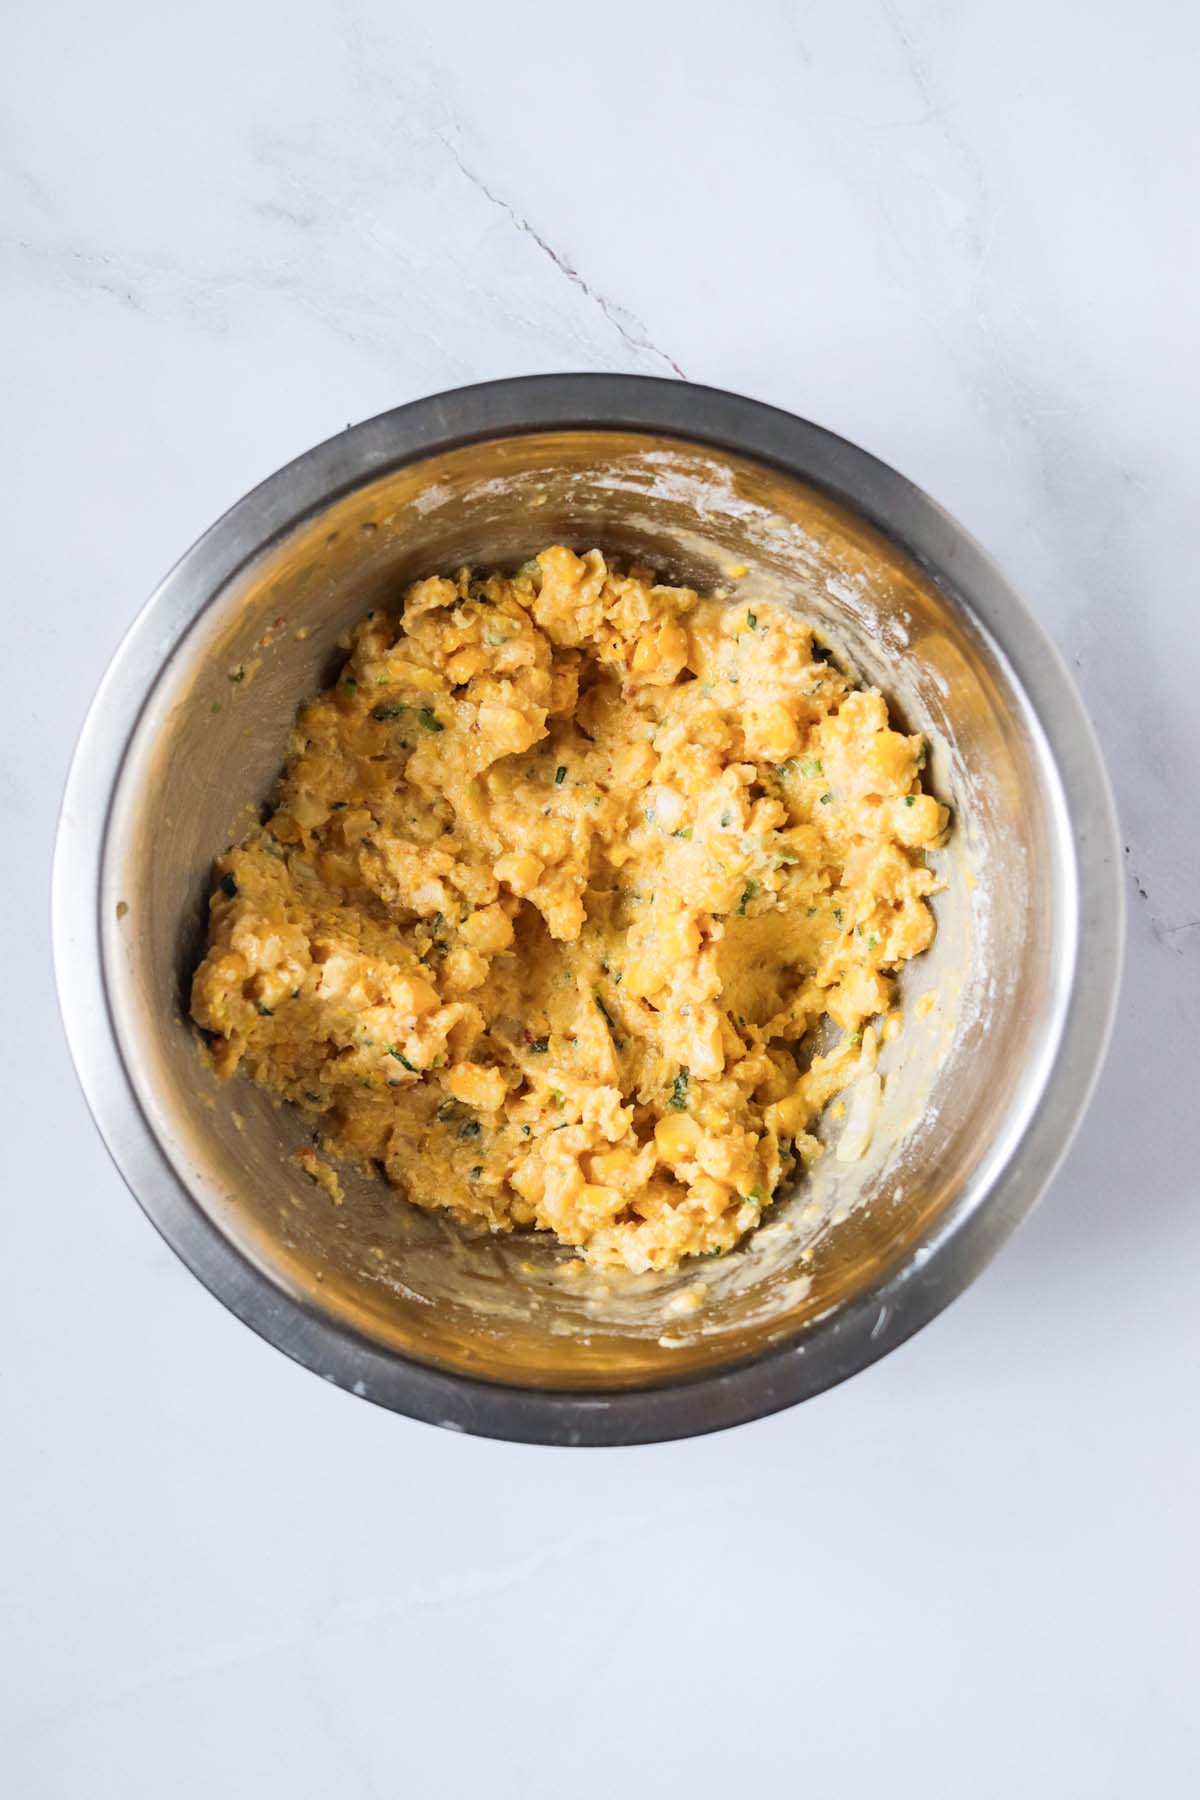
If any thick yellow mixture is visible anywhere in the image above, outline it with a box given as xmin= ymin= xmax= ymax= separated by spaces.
xmin=191 ymin=548 xmax=947 ymax=1271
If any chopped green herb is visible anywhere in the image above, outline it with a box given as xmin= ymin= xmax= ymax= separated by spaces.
xmin=833 ymin=907 xmax=843 ymax=923
xmin=704 ymin=1247 xmax=723 ymax=1258
xmin=330 ymin=801 xmax=347 ymax=810
xmin=219 ymin=872 xmax=238 ymax=899
xmin=672 ymin=826 xmax=693 ymax=840
xmin=551 ymin=1089 xmax=564 ymax=1107
xmin=255 ymin=1003 xmax=273 ymax=1017
xmin=905 ymin=794 xmax=916 ymax=807
xmin=528 ymin=1035 xmax=549 ymax=1054
xmin=746 ymin=611 xmax=758 ymax=630
xmin=342 ymin=676 xmax=357 ymax=690
xmin=386 ymin=1046 xmax=417 ymax=1071
xmin=776 ymin=851 xmax=799 ymax=865
xmin=555 ymin=765 xmax=567 ymax=785
xmin=521 ymin=1124 xmax=532 ymax=1137
xmin=417 ymin=708 xmax=444 ymax=732
xmin=594 ymin=992 xmax=615 ymax=1027
xmin=436 ymin=1099 xmax=467 ymax=1123
xmin=372 ymin=702 xmax=406 ymax=721
xmin=799 ymin=757 xmax=823 ymax=778
xmin=743 ymin=1188 xmax=764 ymax=1207
xmin=670 ymin=1068 xmax=690 ymax=1110
xmin=468 ymin=1166 xmax=483 ymax=1180
xmin=459 ymin=1119 xmax=481 ymax=1140
xmin=210 ymin=701 xmax=221 ymax=714
xmin=819 ymin=792 xmax=833 ymax=805
xmin=720 ymin=810 xmax=733 ymax=828
xmin=738 ymin=880 xmax=760 ymax=914
xmin=867 ymin=934 xmax=878 ymax=949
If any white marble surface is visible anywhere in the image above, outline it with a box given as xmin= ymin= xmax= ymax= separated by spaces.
xmin=3 ymin=2 xmax=1198 ymax=1793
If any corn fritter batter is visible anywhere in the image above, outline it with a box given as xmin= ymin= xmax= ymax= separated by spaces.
xmin=191 ymin=547 xmax=948 ymax=1271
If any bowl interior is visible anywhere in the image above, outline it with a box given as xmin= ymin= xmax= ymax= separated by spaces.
xmin=101 ymin=430 xmax=1071 ymax=1389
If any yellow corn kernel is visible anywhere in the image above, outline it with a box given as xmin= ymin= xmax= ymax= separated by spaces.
xmin=405 ymin=577 xmax=458 ymax=616
xmin=445 ymin=1063 xmax=506 ymax=1111
xmin=494 ymin=851 xmax=544 ymax=895
xmin=530 ymin=822 xmax=568 ymax=862
xmin=253 ymin=970 xmax=295 ymax=1012
xmin=537 ymin=544 xmax=587 ymax=590
xmin=577 ymin=1183 xmax=620 ymax=1224
xmin=690 ymin=1174 xmax=732 ymax=1215
xmin=206 ymin=950 xmax=248 ymax=993
xmin=655 ymin=1112 xmax=703 ymax=1161
xmin=461 ymin=903 xmax=514 ymax=953
xmin=631 ymin=617 xmax=687 ymax=677
xmin=442 ymin=947 xmax=488 ymax=991
xmin=445 ymin=647 xmax=487 ymax=685
xmin=744 ymin=701 xmax=800 ymax=763
xmin=613 ymin=742 xmax=656 ymax=785
xmin=658 ymin=619 xmax=689 ymax=666
xmin=686 ymin=1011 xmax=726 ymax=1079
xmin=658 ymin=910 xmax=701 ymax=962
xmin=631 ymin=633 xmax=662 ymax=674
xmin=589 ymin=1147 xmax=636 ymax=1185
xmin=477 ymin=702 xmax=540 ymax=754
xmin=695 ymin=1134 xmax=754 ymax=1185
xmin=893 ymin=792 xmax=945 ymax=845
xmin=623 ymin=956 xmax=660 ymax=1000
xmin=391 ymin=974 xmax=440 ymax=1017
xmin=765 ymin=1092 xmax=810 ymax=1138
xmin=382 ymin=656 xmax=442 ymax=692
xmin=866 ymin=729 xmax=916 ymax=793
xmin=825 ymin=966 xmax=890 ymax=1030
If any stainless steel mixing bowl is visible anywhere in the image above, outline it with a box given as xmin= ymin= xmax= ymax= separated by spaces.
xmin=53 ymin=375 xmax=1122 ymax=1444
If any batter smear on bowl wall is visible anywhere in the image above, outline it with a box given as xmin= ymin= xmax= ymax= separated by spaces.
xmin=191 ymin=546 xmax=949 ymax=1272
